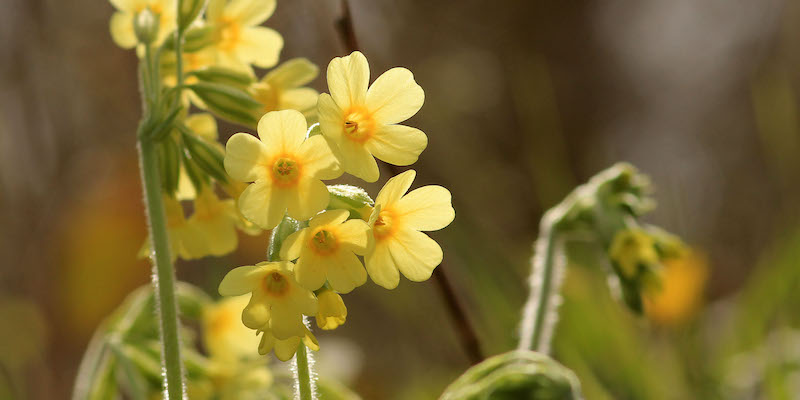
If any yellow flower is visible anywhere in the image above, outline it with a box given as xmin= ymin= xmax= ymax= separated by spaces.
xmin=315 ymin=289 xmax=347 ymax=330
xmin=109 ymin=0 xmax=176 ymax=49
xmin=188 ymin=187 xmax=239 ymax=257
xmin=206 ymin=0 xmax=283 ymax=71
xmin=224 ymin=110 xmax=341 ymax=230
xmin=218 ymin=261 xmax=317 ymax=339
xmin=139 ymin=195 xmax=206 ymax=261
xmin=203 ymin=295 xmax=261 ymax=361
xmin=257 ymin=324 xmax=319 ymax=362
xmin=280 ymin=209 xmax=370 ymax=292
xmin=643 ymin=252 xmax=708 ymax=326
xmin=609 ymin=228 xmax=659 ymax=278
xmin=251 ymin=58 xmax=320 ymax=120
xmin=318 ymin=51 xmax=427 ymax=182
xmin=365 ymin=170 xmax=455 ymax=289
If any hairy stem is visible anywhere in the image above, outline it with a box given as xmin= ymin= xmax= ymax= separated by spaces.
xmin=294 ymin=333 xmax=314 ymax=400
xmin=138 ymin=137 xmax=185 ymax=399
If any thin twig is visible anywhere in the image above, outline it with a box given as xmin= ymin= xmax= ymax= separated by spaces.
xmin=333 ymin=0 xmax=484 ymax=364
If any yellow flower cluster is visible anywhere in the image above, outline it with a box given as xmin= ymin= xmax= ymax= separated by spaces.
xmin=219 ymin=51 xmax=455 ymax=360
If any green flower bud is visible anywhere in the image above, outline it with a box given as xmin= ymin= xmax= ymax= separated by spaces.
xmin=188 ymin=67 xmax=254 ymax=90
xmin=440 ymin=350 xmax=582 ymax=400
xmin=188 ymin=82 xmax=261 ymax=127
xmin=133 ymin=8 xmax=159 ymax=45
xmin=178 ymin=0 xmax=208 ymax=32
xmin=157 ymin=134 xmax=182 ymax=196
xmin=180 ymin=127 xmax=227 ymax=184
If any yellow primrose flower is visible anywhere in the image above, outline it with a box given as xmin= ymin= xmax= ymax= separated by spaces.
xmin=109 ymin=0 xmax=176 ymax=49
xmin=258 ymin=324 xmax=319 ymax=362
xmin=251 ymin=58 xmax=320 ymax=120
xmin=365 ymin=170 xmax=455 ymax=289
xmin=206 ymin=0 xmax=283 ymax=71
xmin=203 ymin=295 xmax=261 ymax=361
xmin=315 ymin=289 xmax=347 ymax=330
xmin=140 ymin=195 xmax=205 ymax=261
xmin=188 ymin=187 xmax=239 ymax=257
xmin=643 ymin=251 xmax=708 ymax=326
xmin=280 ymin=209 xmax=370 ymax=292
xmin=218 ymin=261 xmax=317 ymax=339
xmin=318 ymin=51 xmax=427 ymax=182
xmin=224 ymin=110 xmax=341 ymax=230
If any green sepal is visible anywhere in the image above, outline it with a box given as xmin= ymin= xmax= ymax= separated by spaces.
xmin=307 ymin=122 xmax=321 ymax=138
xmin=188 ymin=82 xmax=261 ymax=127
xmin=181 ymin=148 xmax=209 ymax=192
xmin=180 ymin=125 xmax=228 ymax=183
xmin=156 ymin=134 xmax=182 ymax=196
xmin=178 ymin=0 xmax=208 ymax=32
xmin=188 ymin=67 xmax=255 ymax=89
xmin=327 ymin=184 xmax=374 ymax=220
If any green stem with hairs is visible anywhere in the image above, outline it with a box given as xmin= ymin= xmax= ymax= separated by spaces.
xmin=295 ymin=341 xmax=313 ymax=400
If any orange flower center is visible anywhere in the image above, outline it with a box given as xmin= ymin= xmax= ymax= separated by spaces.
xmin=262 ymin=272 xmax=289 ymax=297
xmin=252 ymin=82 xmax=280 ymax=112
xmin=217 ymin=17 xmax=241 ymax=52
xmin=373 ymin=208 xmax=397 ymax=241
xmin=270 ymin=156 xmax=302 ymax=187
xmin=343 ymin=108 xmax=376 ymax=143
xmin=309 ymin=229 xmax=338 ymax=255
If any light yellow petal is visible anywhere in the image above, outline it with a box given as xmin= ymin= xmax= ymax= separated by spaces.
xmin=396 ymin=185 xmax=455 ymax=232
xmin=205 ymin=0 xmax=225 ymax=22
xmin=237 ymin=26 xmax=283 ymax=69
xmin=366 ymin=124 xmax=427 ymax=166
xmin=336 ymin=219 xmax=370 ymax=255
xmin=273 ymin=335 xmax=301 ymax=361
xmin=288 ymin=281 xmax=319 ymax=316
xmin=338 ymin=139 xmax=379 ymax=182
xmin=388 ymin=229 xmax=443 ymax=282
xmin=309 ymin=209 xmax=349 ymax=228
xmin=285 ymin=178 xmax=329 ymax=222
xmin=110 ymin=12 xmax=137 ymax=49
xmin=375 ymin=169 xmax=416 ymax=206
xmin=316 ymin=290 xmax=347 ymax=330
xmin=238 ymin=179 xmax=289 ymax=230
xmin=317 ymin=93 xmax=345 ymax=142
xmin=326 ymin=251 xmax=367 ymax=293
xmin=109 ymin=0 xmax=139 ymax=13
xmin=269 ymin=304 xmax=305 ymax=340
xmin=302 ymin=328 xmax=320 ymax=351
xmin=242 ymin=293 xmax=271 ymax=329
xmin=280 ymin=228 xmax=309 ymax=261
xmin=280 ymin=88 xmax=320 ymax=114
xmin=327 ymin=51 xmax=369 ymax=109
xmin=366 ymin=67 xmax=424 ymax=125
xmin=257 ymin=330 xmax=275 ymax=356
xmin=195 ymin=216 xmax=238 ymax=257
xmin=294 ymin=251 xmax=328 ymax=291
xmin=185 ymin=113 xmax=218 ymax=141
xmin=174 ymin=223 xmax=208 ymax=259
xmin=257 ymin=110 xmax=306 ymax=155
xmin=224 ymin=133 xmax=269 ymax=182
xmin=219 ymin=265 xmax=266 ymax=296
xmin=224 ymin=0 xmax=276 ymax=26
xmin=365 ymin=242 xmax=400 ymax=289
xmin=296 ymin=135 xmax=341 ymax=180
xmin=265 ymin=58 xmax=318 ymax=89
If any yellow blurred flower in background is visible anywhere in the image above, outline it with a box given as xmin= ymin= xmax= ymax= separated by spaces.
xmin=224 ymin=110 xmax=340 ymax=230
xmin=280 ymin=209 xmax=371 ymax=293
xmin=203 ymin=295 xmax=261 ymax=361
xmin=315 ymin=289 xmax=347 ymax=330
xmin=109 ymin=0 xmax=176 ymax=49
xmin=251 ymin=58 xmax=320 ymax=120
xmin=189 ymin=187 xmax=240 ymax=257
xmin=318 ymin=51 xmax=427 ymax=182
xmin=365 ymin=170 xmax=455 ymax=289
xmin=644 ymin=251 xmax=709 ymax=326
xmin=139 ymin=195 xmax=206 ymax=261
xmin=206 ymin=0 xmax=283 ymax=71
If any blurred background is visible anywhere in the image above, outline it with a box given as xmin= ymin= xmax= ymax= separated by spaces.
xmin=2 ymin=0 xmax=800 ymax=398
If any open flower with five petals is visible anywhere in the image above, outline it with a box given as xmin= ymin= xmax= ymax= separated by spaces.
xmin=218 ymin=261 xmax=317 ymax=340
xmin=206 ymin=0 xmax=283 ymax=72
xmin=318 ymin=51 xmax=427 ymax=182
xmin=280 ymin=209 xmax=370 ymax=293
xmin=365 ymin=170 xmax=455 ymax=289
xmin=224 ymin=110 xmax=341 ymax=230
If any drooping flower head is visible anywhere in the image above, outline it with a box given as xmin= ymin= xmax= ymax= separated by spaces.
xmin=224 ymin=110 xmax=341 ymax=229
xmin=218 ymin=261 xmax=317 ymax=340
xmin=280 ymin=209 xmax=370 ymax=293
xmin=109 ymin=0 xmax=176 ymax=49
xmin=365 ymin=170 xmax=455 ymax=289
xmin=318 ymin=51 xmax=427 ymax=182
xmin=315 ymin=289 xmax=347 ymax=330
xmin=206 ymin=0 xmax=283 ymax=71
xmin=251 ymin=58 xmax=320 ymax=120
xmin=257 ymin=324 xmax=319 ymax=362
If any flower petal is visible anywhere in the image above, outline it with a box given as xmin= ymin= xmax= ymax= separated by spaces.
xmin=242 ymin=293 xmax=271 ymax=329
xmin=396 ymin=186 xmax=455 ymax=232
xmin=327 ymin=51 xmax=369 ymax=109
xmin=375 ymin=170 xmax=416 ymax=206
xmin=257 ymin=110 xmax=307 ymax=155
xmin=288 ymin=281 xmax=319 ymax=316
xmin=309 ymin=209 xmax=350 ymax=228
xmin=326 ymin=251 xmax=367 ymax=293
xmin=238 ymin=179 xmax=289 ymax=230
xmin=338 ymin=139 xmax=379 ymax=182
xmin=280 ymin=88 xmax=319 ymax=114
xmin=388 ymin=229 xmax=443 ymax=282
xmin=219 ymin=265 xmax=266 ymax=296
xmin=366 ymin=67 xmax=424 ymax=125
xmin=185 ymin=113 xmax=218 ymax=141
xmin=257 ymin=330 xmax=275 ymax=355
xmin=318 ymin=93 xmax=345 ymax=142
xmin=269 ymin=304 xmax=304 ymax=340
xmin=293 ymin=251 xmax=328 ymax=291
xmin=265 ymin=58 xmax=319 ymax=89
xmin=366 ymin=124 xmax=427 ymax=166
xmin=273 ymin=335 xmax=301 ymax=361
xmin=336 ymin=219 xmax=370 ymax=255
xmin=224 ymin=132 xmax=269 ymax=182
xmin=237 ymin=26 xmax=283 ymax=69
xmin=280 ymin=228 xmax=308 ymax=261
xmin=110 ymin=12 xmax=137 ymax=49
xmin=224 ymin=0 xmax=276 ymax=26
xmin=365 ymin=241 xmax=400 ymax=289
xmin=285 ymin=178 xmax=329 ymax=222
xmin=297 ymin=135 xmax=341 ymax=180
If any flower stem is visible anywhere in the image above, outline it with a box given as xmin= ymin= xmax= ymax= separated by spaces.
xmin=137 ymin=137 xmax=185 ymax=399
xmin=294 ymin=337 xmax=314 ymax=400
xmin=518 ymin=223 xmax=563 ymax=353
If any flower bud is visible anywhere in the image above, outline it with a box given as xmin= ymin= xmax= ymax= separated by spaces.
xmin=440 ymin=350 xmax=582 ymax=400
xmin=157 ymin=134 xmax=182 ymax=196
xmin=181 ymin=128 xmax=227 ymax=183
xmin=315 ymin=289 xmax=347 ymax=330
xmin=178 ymin=0 xmax=207 ymax=32
xmin=133 ymin=8 xmax=159 ymax=45
xmin=188 ymin=81 xmax=261 ymax=127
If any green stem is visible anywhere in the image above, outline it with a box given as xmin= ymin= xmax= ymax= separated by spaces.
xmin=138 ymin=138 xmax=185 ymax=399
xmin=295 ymin=340 xmax=314 ymax=400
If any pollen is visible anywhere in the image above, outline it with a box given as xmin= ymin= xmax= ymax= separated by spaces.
xmin=270 ymin=156 xmax=301 ymax=187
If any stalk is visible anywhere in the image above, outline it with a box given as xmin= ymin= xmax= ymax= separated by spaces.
xmin=294 ymin=331 xmax=315 ymax=400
